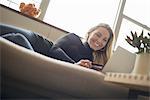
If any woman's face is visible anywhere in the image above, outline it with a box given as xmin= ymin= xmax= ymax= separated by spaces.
xmin=87 ymin=27 xmax=110 ymax=51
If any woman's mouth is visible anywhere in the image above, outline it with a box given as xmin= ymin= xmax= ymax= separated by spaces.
xmin=95 ymin=42 xmax=100 ymax=47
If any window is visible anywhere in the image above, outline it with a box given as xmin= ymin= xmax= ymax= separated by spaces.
xmin=1 ymin=0 xmax=149 ymax=53
xmin=0 ymin=0 xmax=42 ymax=11
xmin=115 ymin=0 xmax=150 ymax=53
xmin=124 ymin=0 xmax=150 ymax=27
xmin=44 ymin=0 xmax=120 ymax=37
xmin=115 ymin=19 xmax=150 ymax=53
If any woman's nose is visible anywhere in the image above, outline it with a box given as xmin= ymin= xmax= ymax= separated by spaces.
xmin=97 ymin=38 xmax=103 ymax=44
xmin=96 ymin=40 xmax=103 ymax=47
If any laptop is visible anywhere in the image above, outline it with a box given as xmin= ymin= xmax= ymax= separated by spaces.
xmin=102 ymin=46 xmax=136 ymax=73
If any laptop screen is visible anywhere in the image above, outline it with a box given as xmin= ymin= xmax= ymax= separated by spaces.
xmin=102 ymin=46 xmax=136 ymax=73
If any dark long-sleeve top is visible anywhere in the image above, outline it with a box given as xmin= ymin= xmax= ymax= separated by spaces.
xmin=1 ymin=23 xmax=103 ymax=70
xmin=2 ymin=31 xmax=103 ymax=70
xmin=51 ymin=33 xmax=94 ymax=63
xmin=1 ymin=30 xmax=93 ymax=64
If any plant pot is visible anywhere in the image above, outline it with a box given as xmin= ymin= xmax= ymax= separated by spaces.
xmin=132 ymin=53 xmax=150 ymax=75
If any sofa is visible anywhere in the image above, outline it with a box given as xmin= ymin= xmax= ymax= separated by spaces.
xmin=0 ymin=23 xmax=129 ymax=99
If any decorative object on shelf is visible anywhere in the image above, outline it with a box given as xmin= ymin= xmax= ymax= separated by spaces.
xmin=105 ymin=72 xmax=150 ymax=87
xmin=19 ymin=2 xmax=41 ymax=18
xmin=125 ymin=31 xmax=150 ymax=75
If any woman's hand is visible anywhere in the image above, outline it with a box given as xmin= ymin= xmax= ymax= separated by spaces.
xmin=76 ymin=59 xmax=92 ymax=68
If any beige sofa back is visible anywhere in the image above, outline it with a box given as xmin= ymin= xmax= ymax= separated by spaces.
xmin=1 ymin=37 xmax=129 ymax=98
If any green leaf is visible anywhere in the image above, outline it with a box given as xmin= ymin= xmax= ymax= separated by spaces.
xmin=125 ymin=30 xmax=149 ymax=54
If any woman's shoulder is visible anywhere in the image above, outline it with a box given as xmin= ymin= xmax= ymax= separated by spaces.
xmin=61 ymin=33 xmax=80 ymax=40
xmin=55 ymin=33 xmax=82 ymax=45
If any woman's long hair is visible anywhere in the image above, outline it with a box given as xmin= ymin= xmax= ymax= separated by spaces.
xmin=85 ymin=23 xmax=114 ymax=65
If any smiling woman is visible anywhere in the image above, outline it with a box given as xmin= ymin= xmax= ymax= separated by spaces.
xmin=53 ymin=23 xmax=114 ymax=70
xmin=87 ymin=27 xmax=110 ymax=51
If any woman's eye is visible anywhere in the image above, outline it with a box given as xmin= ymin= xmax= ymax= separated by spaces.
xmin=96 ymin=33 xmax=101 ymax=37
xmin=103 ymin=39 xmax=107 ymax=42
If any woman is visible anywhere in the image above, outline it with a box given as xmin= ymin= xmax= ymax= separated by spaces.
xmin=52 ymin=23 xmax=114 ymax=70
xmin=1 ymin=23 xmax=114 ymax=71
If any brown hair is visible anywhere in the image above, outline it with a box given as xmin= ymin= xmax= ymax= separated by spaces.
xmin=85 ymin=23 xmax=114 ymax=65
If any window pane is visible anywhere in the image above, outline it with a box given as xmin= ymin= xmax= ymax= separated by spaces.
xmin=44 ymin=0 xmax=120 ymax=37
xmin=115 ymin=18 xmax=150 ymax=53
xmin=0 ymin=0 xmax=42 ymax=11
xmin=0 ymin=0 xmax=10 ymax=7
xmin=124 ymin=0 xmax=150 ymax=27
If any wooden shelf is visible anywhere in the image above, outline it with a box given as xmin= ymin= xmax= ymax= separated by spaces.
xmin=104 ymin=72 xmax=150 ymax=91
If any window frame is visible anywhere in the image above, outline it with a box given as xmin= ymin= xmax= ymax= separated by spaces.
xmin=113 ymin=0 xmax=150 ymax=51
xmin=1 ymin=0 xmax=149 ymax=51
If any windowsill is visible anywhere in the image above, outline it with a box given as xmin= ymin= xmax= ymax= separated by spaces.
xmin=0 ymin=4 xmax=69 ymax=34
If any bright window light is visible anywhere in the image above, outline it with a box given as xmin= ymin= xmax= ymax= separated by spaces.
xmin=44 ymin=0 xmax=120 ymax=37
xmin=124 ymin=0 xmax=150 ymax=27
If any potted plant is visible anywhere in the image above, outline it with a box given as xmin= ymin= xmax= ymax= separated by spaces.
xmin=125 ymin=31 xmax=150 ymax=75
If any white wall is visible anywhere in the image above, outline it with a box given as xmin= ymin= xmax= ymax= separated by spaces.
xmin=0 ymin=5 xmax=67 ymax=42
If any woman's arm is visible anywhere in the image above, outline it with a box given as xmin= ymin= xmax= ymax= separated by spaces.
xmin=50 ymin=46 xmax=76 ymax=63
